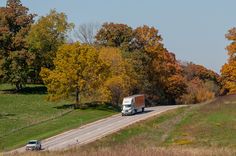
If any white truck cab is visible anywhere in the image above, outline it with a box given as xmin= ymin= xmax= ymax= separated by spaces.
xmin=121 ymin=94 xmax=145 ymax=116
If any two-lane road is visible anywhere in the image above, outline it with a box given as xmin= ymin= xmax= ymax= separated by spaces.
xmin=8 ymin=105 xmax=185 ymax=154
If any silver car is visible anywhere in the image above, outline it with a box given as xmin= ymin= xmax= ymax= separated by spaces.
xmin=25 ymin=140 xmax=42 ymax=151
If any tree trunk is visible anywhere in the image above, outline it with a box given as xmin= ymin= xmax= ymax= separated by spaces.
xmin=16 ymin=83 xmax=20 ymax=91
xmin=75 ymin=87 xmax=80 ymax=109
xmin=15 ymin=83 xmax=23 ymax=92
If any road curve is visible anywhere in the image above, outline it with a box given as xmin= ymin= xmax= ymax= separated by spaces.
xmin=7 ymin=105 xmax=185 ymax=154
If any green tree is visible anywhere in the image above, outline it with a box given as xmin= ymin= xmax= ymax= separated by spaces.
xmin=0 ymin=0 xmax=35 ymax=90
xmin=124 ymin=50 xmax=152 ymax=94
xmin=27 ymin=9 xmax=74 ymax=82
xmin=40 ymin=43 xmax=107 ymax=107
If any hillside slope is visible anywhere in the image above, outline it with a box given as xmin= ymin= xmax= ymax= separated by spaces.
xmin=0 ymin=84 xmax=117 ymax=151
xmin=13 ymin=94 xmax=236 ymax=156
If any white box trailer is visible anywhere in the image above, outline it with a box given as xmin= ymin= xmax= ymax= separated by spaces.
xmin=121 ymin=94 xmax=145 ymax=116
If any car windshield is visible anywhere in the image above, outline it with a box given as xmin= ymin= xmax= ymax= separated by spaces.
xmin=28 ymin=141 xmax=37 ymax=144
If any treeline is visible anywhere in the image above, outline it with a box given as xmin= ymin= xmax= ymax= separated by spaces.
xmin=0 ymin=0 xmax=227 ymax=106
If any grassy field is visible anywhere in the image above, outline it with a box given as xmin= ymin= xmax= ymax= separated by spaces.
xmin=0 ymin=84 xmax=118 ymax=152
xmin=13 ymin=94 xmax=236 ymax=156
xmin=85 ymin=95 xmax=236 ymax=149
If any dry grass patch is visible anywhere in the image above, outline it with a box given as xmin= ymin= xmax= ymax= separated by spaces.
xmin=9 ymin=145 xmax=236 ymax=156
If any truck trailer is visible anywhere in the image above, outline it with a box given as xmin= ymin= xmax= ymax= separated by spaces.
xmin=121 ymin=94 xmax=145 ymax=116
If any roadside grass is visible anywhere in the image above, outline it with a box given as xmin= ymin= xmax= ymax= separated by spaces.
xmin=12 ymin=94 xmax=236 ymax=156
xmin=164 ymin=96 xmax=236 ymax=148
xmin=95 ymin=95 xmax=236 ymax=149
xmin=0 ymin=84 xmax=118 ymax=152
xmin=14 ymin=146 xmax=235 ymax=156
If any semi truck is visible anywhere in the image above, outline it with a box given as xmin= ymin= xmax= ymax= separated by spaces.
xmin=121 ymin=94 xmax=145 ymax=116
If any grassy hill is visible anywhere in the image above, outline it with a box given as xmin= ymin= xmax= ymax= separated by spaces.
xmin=0 ymin=84 xmax=118 ymax=152
xmin=14 ymin=94 xmax=236 ymax=156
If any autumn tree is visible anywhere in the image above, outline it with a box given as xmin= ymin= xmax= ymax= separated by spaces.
xmin=179 ymin=62 xmax=220 ymax=104
xmin=98 ymin=47 xmax=136 ymax=105
xmin=95 ymin=23 xmax=133 ymax=50
xmin=40 ymin=43 xmax=107 ymax=107
xmin=131 ymin=25 xmax=186 ymax=104
xmin=131 ymin=25 xmax=163 ymax=52
xmin=95 ymin=23 xmax=187 ymax=104
xmin=182 ymin=62 xmax=220 ymax=83
xmin=179 ymin=78 xmax=215 ymax=104
xmin=221 ymin=27 xmax=236 ymax=94
xmin=27 ymin=9 xmax=74 ymax=82
xmin=0 ymin=0 xmax=35 ymax=90
xmin=221 ymin=62 xmax=236 ymax=94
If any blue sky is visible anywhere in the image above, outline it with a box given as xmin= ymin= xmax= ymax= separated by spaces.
xmin=1 ymin=0 xmax=236 ymax=73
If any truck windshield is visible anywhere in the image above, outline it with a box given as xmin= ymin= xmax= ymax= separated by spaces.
xmin=124 ymin=104 xmax=131 ymax=108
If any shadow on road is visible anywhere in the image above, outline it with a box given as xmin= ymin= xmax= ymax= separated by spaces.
xmin=135 ymin=110 xmax=153 ymax=115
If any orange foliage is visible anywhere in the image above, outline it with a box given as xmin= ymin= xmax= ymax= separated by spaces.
xmin=96 ymin=23 xmax=187 ymax=104
xmin=132 ymin=25 xmax=163 ymax=52
xmin=182 ymin=62 xmax=220 ymax=83
xmin=221 ymin=61 xmax=236 ymax=94
xmin=179 ymin=78 xmax=215 ymax=104
xmin=221 ymin=27 xmax=236 ymax=94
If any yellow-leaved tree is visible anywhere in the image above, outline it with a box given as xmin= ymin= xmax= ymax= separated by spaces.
xmin=40 ymin=43 xmax=107 ymax=107
xmin=98 ymin=47 xmax=136 ymax=105
xmin=221 ymin=27 xmax=236 ymax=94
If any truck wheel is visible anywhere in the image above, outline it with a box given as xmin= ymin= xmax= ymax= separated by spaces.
xmin=132 ymin=110 xmax=135 ymax=115
xmin=142 ymin=108 xmax=144 ymax=112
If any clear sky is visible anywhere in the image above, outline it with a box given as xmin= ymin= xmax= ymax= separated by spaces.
xmin=1 ymin=0 xmax=236 ymax=73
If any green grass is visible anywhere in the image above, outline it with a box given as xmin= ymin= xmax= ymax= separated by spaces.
xmin=7 ymin=93 xmax=236 ymax=156
xmin=82 ymin=95 xmax=236 ymax=150
xmin=0 ymin=84 xmax=118 ymax=152
xmin=164 ymin=98 xmax=236 ymax=147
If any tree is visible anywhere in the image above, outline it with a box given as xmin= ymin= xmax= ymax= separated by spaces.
xmin=95 ymin=24 xmax=187 ymax=104
xmin=221 ymin=27 xmax=236 ymax=94
xmin=179 ymin=78 xmax=215 ymax=104
xmin=74 ymin=23 xmax=99 ymax=44
xmin=131 ymin=25 xmax=163 ymax=52
xmin=182 ymin=62 xmax=220 ymax=83
xmin=27 ymin=9 xmax=74 ymax=82
xmin=131 ymin=26 xmax=186 ymax=104
xmin=221 ymin=61 xmax=236 ymax=94
xmin=40 ymin=43 xmax=107 ymax=107
xmin=178 ymin=62 xmax=221 ymax=104
xmin=0 ymin=0 xmax=35 ymax=90
xmin=125 ymin=50 xmax=152 ymax=94
xmin=95 ymin=22 xmax=133 ymax=50
xmin=225 ymin=27 xmax=236 ymax=61
xmin=98 ymin=47 xmax=136 ymax=105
